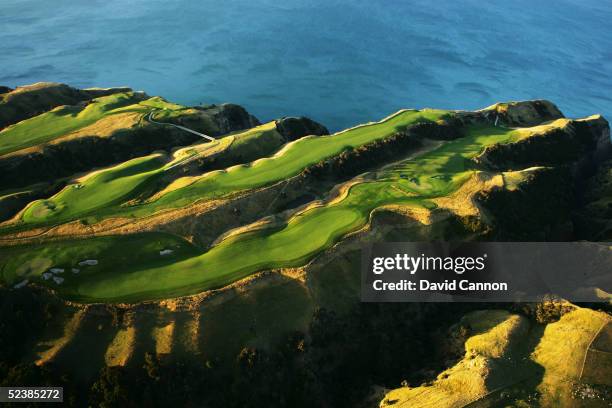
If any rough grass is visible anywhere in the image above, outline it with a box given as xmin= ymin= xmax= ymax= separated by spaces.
xmin=381 ymin=310 xmax=534 ymax=408
xmin=382 ymin=307 xmax=612 ymax=408
xmin=533 ymin=308 xmax=612 ymax=406
xmin=152 ymin=321 xmax=175 ymax=356
xmin=105 ymin=326 xmax=137 ymax=367
xmin=34 ymin=309 xmax=86 ymax=366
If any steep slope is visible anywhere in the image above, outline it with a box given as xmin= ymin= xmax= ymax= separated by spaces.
xmin=381 ymin=307 xmax=611 ymax=408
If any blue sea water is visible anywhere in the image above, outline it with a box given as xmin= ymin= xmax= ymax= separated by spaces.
xmin=1 ymin=0 xmax=611 ymax=131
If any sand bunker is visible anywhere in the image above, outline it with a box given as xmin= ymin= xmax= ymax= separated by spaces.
xmin=13 ymin=280 xmax=28 ymax=289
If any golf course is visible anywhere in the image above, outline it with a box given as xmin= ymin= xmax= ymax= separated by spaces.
xmin=7 ymin=108 xmax=450 ymax=228
xmin=0 ymin=92 xmax=183 ymax=156
xmin=1 ymin=119 xmax=520 ymax=302
xmin=1 ymin=82 xmax=610 ymax=408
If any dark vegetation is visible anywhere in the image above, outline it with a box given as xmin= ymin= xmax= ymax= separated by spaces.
xmin=275 ymin=116 xmax=329 ymax=141
xmin=0 ymin=286 xmax=481 ymax=407
xmin=477 ymin=166 xmax=575 ymax=240
xmin=475 ymin=117 xmax=609 ymax=171
xmin=574 ymin=160 xmax=612 ymax=240
xmin=1 ymin=286 xmax=586 ymax=407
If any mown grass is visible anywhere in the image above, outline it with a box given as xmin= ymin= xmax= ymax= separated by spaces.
xmin=139 ymin=109 xmax=452 ymax=212
xmin=22 ymin=154 xmax=167 ymax=224
xmin=0 ymin=92 xmax=153 ymax=156
xmin=0 ymin=232 xmax=198 ymax=286
xmin=8 ymin=110 xmax=447 ymax=229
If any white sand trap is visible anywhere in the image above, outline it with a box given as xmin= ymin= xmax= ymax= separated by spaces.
xmin=50 ymin=268 xmax=65 ymax=273
xmin=53 ymin=277 xmax=64 ymax=285
xmin=78 ymin=259 xmax=98 ymax=266
xmin=159 ymin=249 xmax=174 ymax=256
xmin=13 ymin=280 xmax=28 ymax=289
xmin=42 ymin=272 xmax=53 ymax=280
xmin=72 ymin=268 xmax=80 ymax=274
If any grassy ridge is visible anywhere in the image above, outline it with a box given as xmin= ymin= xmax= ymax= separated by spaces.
xmin=14 ymin=122 xmax=284 ymax=228
xmin=381 ymin=308 xmax=611 ymax=407
xmin=0 ymin=92 xmax=155 ymax=156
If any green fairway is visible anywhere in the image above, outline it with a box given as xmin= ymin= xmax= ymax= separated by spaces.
xmin=0 ymin=92 xmax=154 ymax=156
xmin=22 ymin=154 xmax=168 ymax=225
xmin=0 ymin=233 xmax=199 ymax=288
xmin=0 ymin=123 xmax=519 ymax=302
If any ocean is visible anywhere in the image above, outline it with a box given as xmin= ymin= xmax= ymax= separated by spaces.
xmin=1 ymin=0 xmax=611 ymax=131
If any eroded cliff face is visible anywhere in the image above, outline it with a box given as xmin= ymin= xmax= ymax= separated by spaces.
xmin=473 ymin=115 xmax=610 ymax=170
xmin=275 ymin=116 xmax=330 ymax=140
xmin=166 ymin=103 xmax=261 ymax=135
xmin=574 ymin=160 xmax=612 ymax=240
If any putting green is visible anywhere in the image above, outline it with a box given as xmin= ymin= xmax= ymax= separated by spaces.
xmin=0 ymin=123 xmax=518 ymax=302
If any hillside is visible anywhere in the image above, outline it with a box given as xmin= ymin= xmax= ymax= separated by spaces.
xmin=381 ymin=307 xmax=611 ymax=407
xmin=0 ymin=83 xmax=610 ymax=407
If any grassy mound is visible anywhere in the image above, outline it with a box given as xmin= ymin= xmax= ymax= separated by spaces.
xmin=381 ymin=307 xmax=612 ymax=408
